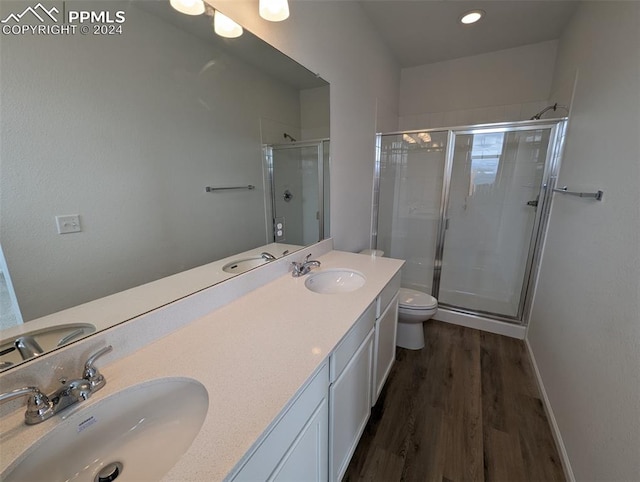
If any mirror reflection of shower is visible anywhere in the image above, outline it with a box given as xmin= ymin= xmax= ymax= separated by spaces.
xmin=265 ymin=139 xmax=330 ymax=246
xmin=0 ymin=243 xmax=23 ymax=330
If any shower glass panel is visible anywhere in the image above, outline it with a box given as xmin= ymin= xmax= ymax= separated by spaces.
xmin=270 ymin=142 xmax=324 ymax=245
xmin=438 ymin=128 xmax=551 ymax=318
xmin=323 ymin=140 xmax=331 ymax=237
xmin=376 ymin=131 xmax=449 ymax=293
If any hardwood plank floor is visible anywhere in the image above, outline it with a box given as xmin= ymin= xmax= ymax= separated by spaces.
xmin=344 ymin=320 xmax=565 ymax=482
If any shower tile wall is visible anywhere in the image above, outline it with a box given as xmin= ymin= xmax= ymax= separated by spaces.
xmin=399 ymin=100 xmax=551 ymax=131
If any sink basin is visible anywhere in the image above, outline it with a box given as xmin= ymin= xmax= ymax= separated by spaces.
xmin=305 ymin=269 xmax=366 ymax=294
xmin=222 ymin=256 xmax=270 ymax=274
xmin=0 ymin=323 xmax=96 ymax=371
xmin=3 ymin=377 xmax=208 ymax=482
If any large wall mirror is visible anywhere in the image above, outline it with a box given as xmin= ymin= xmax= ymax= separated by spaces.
xmin=0 ymin=0 xmax=330 ymax=370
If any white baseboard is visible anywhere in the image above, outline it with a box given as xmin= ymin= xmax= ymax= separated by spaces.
xmin=525 ymin=339 xmax=575 ymax=482
xmin=434 ymin=308 xmax=526 ymax=339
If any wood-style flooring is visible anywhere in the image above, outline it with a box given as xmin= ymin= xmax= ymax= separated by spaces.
xmin=344 ymin=320 xmax=565 ymax=482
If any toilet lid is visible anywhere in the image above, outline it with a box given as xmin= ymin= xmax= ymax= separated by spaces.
xmin=398 ymin=288 xmax=438 ymax=310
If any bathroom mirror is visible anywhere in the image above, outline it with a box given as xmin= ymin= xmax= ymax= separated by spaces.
xmin=0 ymin=0 xmax=329 ymax=369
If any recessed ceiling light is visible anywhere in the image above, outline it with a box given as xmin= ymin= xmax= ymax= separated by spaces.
xmin=460 ymin=9 xmax=485 ymax=25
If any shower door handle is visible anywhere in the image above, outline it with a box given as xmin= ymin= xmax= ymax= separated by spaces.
xmin=526 ymin=200 xmax=538 ymax=207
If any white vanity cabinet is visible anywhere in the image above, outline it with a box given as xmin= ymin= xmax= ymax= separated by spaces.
xmin=329 ymin=302 xmax=376 ymax=482
xmin=227 ymin=269 xmax=401 ymax=482
xmin=229 ymin=364 xmax=329 ymax=482
xmin=372 ymin=272 xmax=401 ymax=405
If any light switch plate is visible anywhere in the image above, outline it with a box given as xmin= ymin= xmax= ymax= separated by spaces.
xmin=55 ymin=215 xmax=82 ymax=234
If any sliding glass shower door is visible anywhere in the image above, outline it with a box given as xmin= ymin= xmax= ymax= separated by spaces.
xmin=374 ymin=120 xmax=565 ymax=323
xmin=436 ymin=127 xmax=552 ymax=318
xmin=375 ymin=131 xmax=449 ymax=294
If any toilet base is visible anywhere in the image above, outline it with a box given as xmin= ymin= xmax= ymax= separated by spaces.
xmin=396 ymin=321 xmax=425 ymax=350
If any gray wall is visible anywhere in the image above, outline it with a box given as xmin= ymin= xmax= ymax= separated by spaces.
xmin=0 ymin=2 xmax=303 ymax=321
xmin=399 ymin=40 xmax=559 ymax=129
xmin=527 ymin=2 xmax=640 ymax=480
xmin=209 ymin=0 xmax=401 ymax=253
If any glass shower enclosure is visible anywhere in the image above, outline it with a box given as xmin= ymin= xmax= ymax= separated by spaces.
xmin=373 ymin=120 xmax=566 ymax=323
xmin=264 ymin=140 xmax=330 ymax=246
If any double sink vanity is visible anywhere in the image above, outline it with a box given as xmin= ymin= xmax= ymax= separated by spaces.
xmin=0 ymin=240 xmax=403 ymax=481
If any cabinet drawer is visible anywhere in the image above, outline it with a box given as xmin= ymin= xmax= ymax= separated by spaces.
xmin=376 ymin=270 xmax=401 ymax=318
xmin=330 ymin=302 xmax=375 ymax=382
xmin=230 ymin=363 xmax=329 ymax=481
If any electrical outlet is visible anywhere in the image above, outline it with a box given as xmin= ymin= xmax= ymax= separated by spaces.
xmin=274 ymin=217 xmax=285 ymax=242
xmin=55 ymin=215 xmax=82 ymax=234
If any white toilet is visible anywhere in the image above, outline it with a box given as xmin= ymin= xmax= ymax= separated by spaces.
xmin=396 ymin=287 xmax=438 ymax=350
xmin=359 ymin=249 xmax=438 ymax=350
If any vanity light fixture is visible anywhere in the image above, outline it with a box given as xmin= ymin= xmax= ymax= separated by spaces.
xmin=169 ymin=0 xmax=205 ymax=16
xmin=459 ymin=9 xmax=485 ymax=25
xmin=171 ymin=0 xmax=290 ymax=23
xmin=213 ymin=10 xmax=243 ymax=38
xmin=259 ymin=0 xmax=290 ymax=22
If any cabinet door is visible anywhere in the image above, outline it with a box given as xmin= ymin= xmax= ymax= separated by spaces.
xmin=231 ymin=364 xmax=329 ymax=481
xmin=271 ymin=397 xmax=328 ymax=482
xmin=329 ymin=330 xmax=374 ymax=482
xmin=372 ymin=294 xmax=398 ymax=405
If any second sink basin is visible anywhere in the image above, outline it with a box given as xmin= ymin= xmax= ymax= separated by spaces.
xmin=305 ymin=269 xmax=366 ymax=294
xmin=3 ymin=377 xmax=208 ymax=482
xmin=222 ymin=256 xmax=270 ymax=274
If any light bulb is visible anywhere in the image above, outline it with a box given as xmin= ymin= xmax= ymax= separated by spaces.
xmin=460 ymin=10 xmax=485 ymax=25
xmin=214 ymin=11 xmax=243 ymax=38
xmin=169 ymin=0 xmax=205 ymax=16
xmin=259 ymin=0 xmax=290 ymax=22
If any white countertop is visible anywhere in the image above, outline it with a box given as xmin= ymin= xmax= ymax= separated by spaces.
xmin=0 ymin=250 xmax=403 ymax=481
xmin=1 ymin=242 xmax=300 ymax=341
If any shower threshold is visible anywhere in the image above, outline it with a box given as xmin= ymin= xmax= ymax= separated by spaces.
xmin=434 ymin=307 xmax=526 ymax=339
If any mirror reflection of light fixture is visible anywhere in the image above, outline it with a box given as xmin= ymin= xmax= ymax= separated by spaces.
xmin=259 ymin=0 xmax=290 ymax=22
xmin=404 ymin=132 xmax=436 ymax=148
xmin=169 ymin=1 xmax=244 ymax=39
xmin=169 ymin=0 xmax=205 ymax=16
xmin=213 ymin=10 xmax=243 ymax=38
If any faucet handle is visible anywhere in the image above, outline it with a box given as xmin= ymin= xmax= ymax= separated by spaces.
xmin=83 ymin=345 xmax=113 ymax=390
xmin=0 ymin=387 xmax=54 ymax=425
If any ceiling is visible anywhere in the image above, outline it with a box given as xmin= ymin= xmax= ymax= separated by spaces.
xmin=358 ymin=1 xmax=581 ymax=67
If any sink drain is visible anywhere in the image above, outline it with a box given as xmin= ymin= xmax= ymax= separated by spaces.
xmin=95 ymin=462 xmax=123 ymax=482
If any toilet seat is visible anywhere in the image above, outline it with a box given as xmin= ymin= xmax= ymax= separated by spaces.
xmin=398 ymin=288 xmax=437 ymax=311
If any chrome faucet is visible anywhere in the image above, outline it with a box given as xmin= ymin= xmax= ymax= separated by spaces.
xmin=291 ymin=253 xmax=321 ymax=277
xmin=0 ymin=345 xmax=113 ymax=425
xmin=260 ymin=251 xmax=277 ymax=261
xmin=14 ymin=335 xmax=44 ymax=360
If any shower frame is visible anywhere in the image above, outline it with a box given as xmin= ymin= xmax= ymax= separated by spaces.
xmin=264 ymin=139 xmax=328 ymax=244
xmin=371 ymin=118 xmax=567 ymax=325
